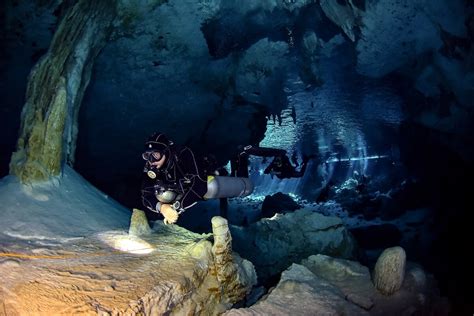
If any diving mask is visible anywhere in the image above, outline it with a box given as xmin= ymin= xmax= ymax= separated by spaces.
xmin=142 ymin=151 xmax=163 ymax=163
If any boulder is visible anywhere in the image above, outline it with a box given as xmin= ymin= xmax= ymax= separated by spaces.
xmin=302 ymin=254 xmax=375 ymax=310
xmin=224 ymin=263 xmax=369 ymax=315
xmin=299 ymin=254 xmax=449 ymax=315
xmin=224 ymin=254 xmax=448 ymax=315
xmin=261 ymin=192 xmax=301 ymax=218
xmin=230 ymin=209 xmax=357 ymax=281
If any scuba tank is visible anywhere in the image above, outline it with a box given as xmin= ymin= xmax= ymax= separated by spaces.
xmin=204 ymin=176 xmax=253 ymax=199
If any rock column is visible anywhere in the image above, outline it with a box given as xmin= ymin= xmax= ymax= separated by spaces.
xmin=212 ymin=216 xmax=235 ymax=284
xmin=10 ymin=0 xmax=116 ymax=183
xmin=211 ymin=216 xmax=257 ymax=304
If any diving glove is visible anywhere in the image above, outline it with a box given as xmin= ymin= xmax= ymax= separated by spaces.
xmin=160 ymin=203 xmax=179 ymax=225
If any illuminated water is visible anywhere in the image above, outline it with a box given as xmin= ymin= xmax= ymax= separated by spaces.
xmin=253 ymin=59 xmax=404 ymax=198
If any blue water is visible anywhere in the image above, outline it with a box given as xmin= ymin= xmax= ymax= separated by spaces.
xmin=251 ymin=57 xmax=404 ymax=198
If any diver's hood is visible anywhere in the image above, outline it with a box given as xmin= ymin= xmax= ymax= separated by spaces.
xmin=145 ymin=133 xmax=173 ymax=152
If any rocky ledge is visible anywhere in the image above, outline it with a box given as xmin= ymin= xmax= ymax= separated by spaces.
xmin=0 ymin=211 xmax=256 ymax=315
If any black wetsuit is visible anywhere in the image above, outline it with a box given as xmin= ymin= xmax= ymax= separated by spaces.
xmin=141 ymin=145 xmax=208 ymax=213
xmin=264 ymin=154 xmax=310 ymax=179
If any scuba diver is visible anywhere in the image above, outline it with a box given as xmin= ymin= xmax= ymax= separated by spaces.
xmin=141 ymin=132 xmax=253 ymax=224
xmin=263 ymin=153 xmax=313 ymax=179
xmin=230 ymin=145 xmax=286 ymax=177
xmin=231 ymin=145 xmax=314 ymax=180
xmin=141 ymin=132 xmax=207 ymax=224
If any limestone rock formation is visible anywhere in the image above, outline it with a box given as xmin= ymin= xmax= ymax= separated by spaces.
xmin=349 ymin=0 xmax=473 ymax=161
xmin=302 ymin=254 xmax=376 ymax=311
xmin=0 ymin=217 xmax=256 ymax=315
xmin=224 ymin=263 xmax=369 ymax=315
xmin=320 ymin=0 xmax=362 ymax=42
xmin=225 ymin=254 xmax=449 ymax=315
xmin=372 ymin=246 xmax=406 ymax=295
xmin=355 ymin=0 xmax=442 ymax=78
xmin=298 ymin=31 xmax=345 ymax=87
xmin=0 ymin=166 xmax=130 ymax=241
xmin=211 ymin=216 xmax=257 ymax=304
xmin=0 ymin=166 xmax=255 ymax=315
xmin=129 ymin=208 xmax=152 ymax=236
xmin=304 ymin=254 xmax=448 ymax=314
xmin=10 ymin=0 xmax=116 ymax=183
xmin=212 ymin=216 xmax=237 ymax=283
xmin=234 ymin=38 xmax=290 ymax=112
xmin=229 ymin=208 xmax=357 ymax=281
xmin=1 ymin=1 xmax=60 ymax=177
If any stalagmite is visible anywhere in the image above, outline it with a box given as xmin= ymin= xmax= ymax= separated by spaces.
xmin=211 ymin=216 xmax=257 ymax=302
xmin=373 ymin=246 xmax=406 ymax=295
xmin=212 ymin=216 xmax=236 ymax=283
xmin=129 ymin=208 xmax=151 ymax=236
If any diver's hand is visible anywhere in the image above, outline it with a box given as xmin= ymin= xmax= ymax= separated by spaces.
xmin=160 ymin=204 xmax=179 ymax=225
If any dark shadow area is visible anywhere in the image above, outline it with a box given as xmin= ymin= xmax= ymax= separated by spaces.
xmin=399 ymin=121 xmax=474 ymax=315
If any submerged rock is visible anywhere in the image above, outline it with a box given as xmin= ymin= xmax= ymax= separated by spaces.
xmin=224 ymin=263 xmax=369 ymax=315
xmin=302 ymin=254 xmax=375 ymax=311
xmin=0 ymin=217 xmax=256 ymax=315
xmin=302 ymin=254 xmax=448 ymax=315
xmin=260 ymin=192 xmax=301 ymax=219
xmin=226 ymin=254 xmax=449 ymax=315
xmin=229 ymin=208 xmax=357 ymax=281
